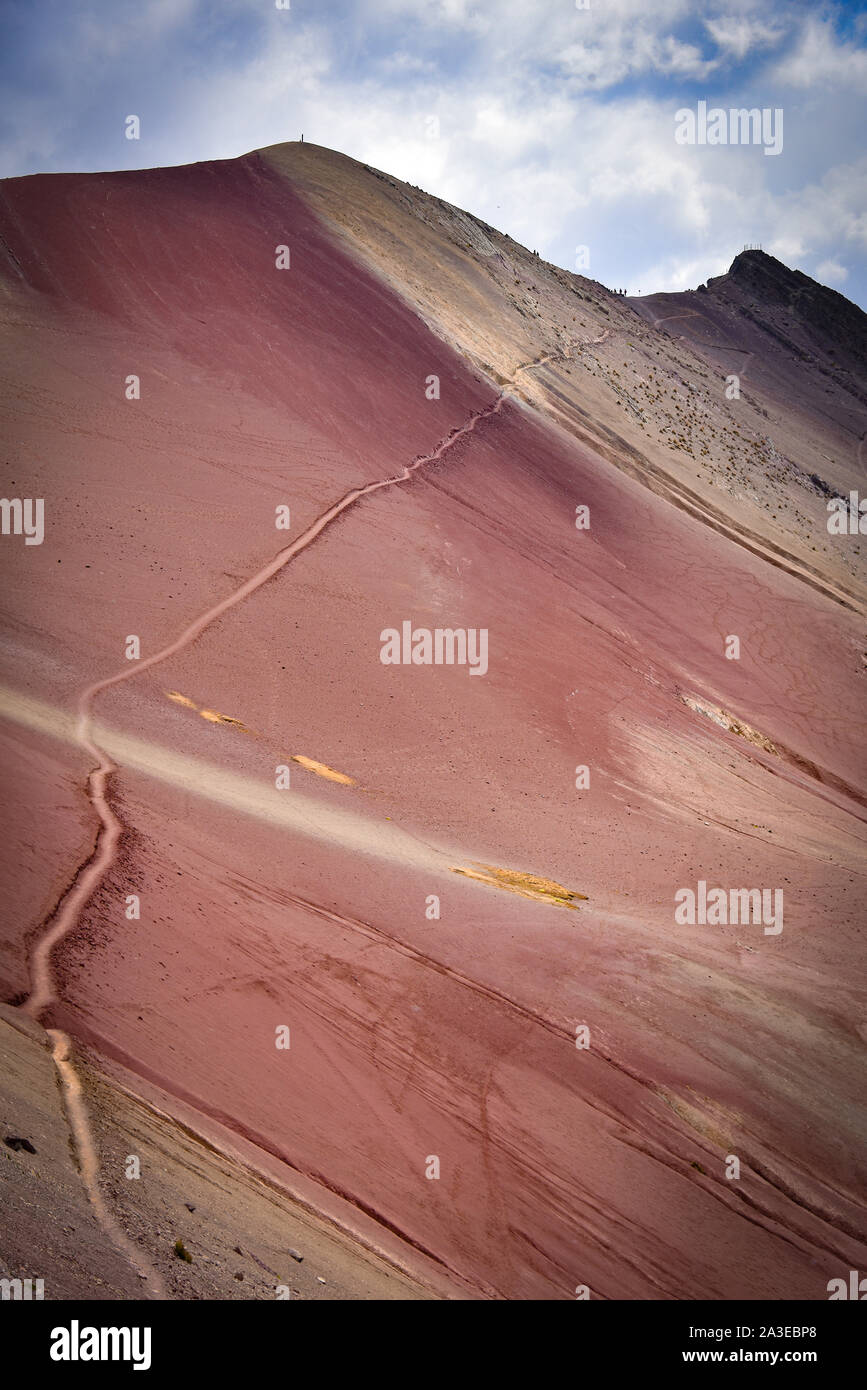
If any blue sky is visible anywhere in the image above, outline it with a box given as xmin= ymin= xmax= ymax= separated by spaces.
xmin=1 ymin=0 xmax=866 ymax=307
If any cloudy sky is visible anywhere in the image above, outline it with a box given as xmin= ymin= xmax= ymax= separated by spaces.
xmin=2 ymin=0 xmax=866 ymax=306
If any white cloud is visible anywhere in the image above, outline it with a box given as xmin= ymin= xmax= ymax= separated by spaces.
xmin=1 ymin=0 xmax=865 ymax=307
xmin=769 ymin=15 xmax=867 ymax=89
xmin=76 ymin=0 xmax=198 ymax=60
xmin=638 ymin=250 xmax=732 ymax=294
xmin=816 ymin=259 xmax=848 ymax=285
xmin=704 ymin=16 xmax=786 ymax=62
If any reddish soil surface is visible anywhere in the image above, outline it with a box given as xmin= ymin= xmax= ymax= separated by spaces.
xmin=1 ymin=147 xmax=864 ymax=1299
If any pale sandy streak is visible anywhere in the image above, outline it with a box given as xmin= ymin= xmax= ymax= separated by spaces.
xmin=0 ymin=683 xmax=455 ymax=873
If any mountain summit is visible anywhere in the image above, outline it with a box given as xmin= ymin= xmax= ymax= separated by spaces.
xmin=705 ymin=248 xmax=867 ymax=381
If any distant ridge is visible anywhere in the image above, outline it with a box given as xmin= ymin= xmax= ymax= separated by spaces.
xmin=707 ymin=248 xmax=867 ymax=376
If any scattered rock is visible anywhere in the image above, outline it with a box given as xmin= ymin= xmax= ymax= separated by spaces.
xmin=4 ymin=1136 xmax=36 ymax=1153
xmin=288 ymin=1248 xmax=303 ymax=1263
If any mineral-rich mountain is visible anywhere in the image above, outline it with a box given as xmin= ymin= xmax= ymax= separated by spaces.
xmin=0 ymin=144 xmax=865 ymax=1300
xmin=631 ymin=248 xmax=867 ymax=552
xmin=711 ymin=249 xmax=867 ymax=383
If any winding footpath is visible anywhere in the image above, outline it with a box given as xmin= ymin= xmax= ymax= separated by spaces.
xmin=19 ymin=335 xmax=600 ymax=1296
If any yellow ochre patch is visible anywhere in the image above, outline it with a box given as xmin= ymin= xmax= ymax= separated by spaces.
xmin=165 ymin=691 xmax=198 ymax=710
xmin=199 ymin=709 xmax=253 ymax=732
xmin=290 ymin=755 xmax=357 ymax=786
xmin=450 ymin=863 xmax=587 ymax=908
xmin=164 ymin=695 xmax=356 ymax=782
xmin=164 ymin=691 xmax=253 ymax=734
